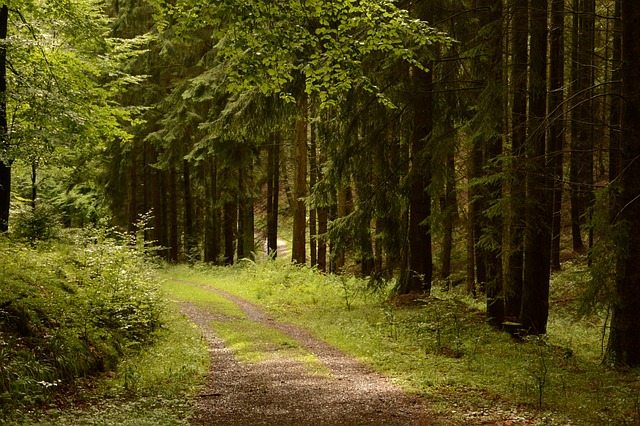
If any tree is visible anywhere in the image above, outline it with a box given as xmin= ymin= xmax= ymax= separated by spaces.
xmin=606 ymin=0 xmax=640 ymax=367
xmin=0 ymin=4 xmax=9 ymax=232
xmin=520 ymin=0 xmax=551 ymax=335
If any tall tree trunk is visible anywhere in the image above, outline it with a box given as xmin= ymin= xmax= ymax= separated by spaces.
xmin=237 ymin=160 xmax=246 ymax=259
xmin=224 ymin=197 xmax=237 ymax=266
xmin=292 ymin=94 xmax=308 ymax=264
xmin=606 ymin=0 xmax=640 ymax=367
xmin=204 ymin=158 xmax=220 ymax=263
xmin=238 ymin=155 xmax=255 ymax=260
xmin=441 ymin=153 xmax=456 ymax=282
xmin=30 ymin=161 xmax=36 ymax=210
xmin=266 ymin=133 xmax=279 ymax=257
xmin=127 ymin=151 xmax=138 ymax=234
xmin=570 ymin=0 xmax=596 ymax=253
xmin=609 ymin=0 xmax=622 ymax=184
xmin=168 ymin=166 xmax=179 ymax=262
xmin=0 ymin=5 xmax=9 ymax=233
xmin=520 ymin=0 xmax=551 ymax=335
xmin=317 ymin=153 xmax=328 ymax=272
xmin=183 ymin=159 xmax=195 ymax=258
xmin=550 ymin=0 xmax=566 ymax=271
xmin=505 ymin=0 xmax=528 ymax=320
xmin=309 ymin=120 xmax=318 ymax=267
xmin=405 ymin=64 xmax=433 ymax=294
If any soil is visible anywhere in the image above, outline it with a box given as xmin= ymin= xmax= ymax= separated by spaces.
xmin=177 ymin=281 xmax=445 ymax=425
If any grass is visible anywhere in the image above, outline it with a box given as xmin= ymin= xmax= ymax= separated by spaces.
xmin=164 ymin=276 xmax=330 ymax=375
xmin=8 ymin=304 xmax=209 ymax=425
xmin=163 ymin=260 xmax=640 ymax=425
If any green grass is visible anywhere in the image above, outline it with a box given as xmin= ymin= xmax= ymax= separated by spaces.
xmin=162 ymin=279 xmax=246 ymax=318
xmin=163 ymin=275 xmax=330 ymax=375
xmin=163 ymin=260 xmax=640 ymax=425
xmin=9 ymin=304 xmax=209 ymax=425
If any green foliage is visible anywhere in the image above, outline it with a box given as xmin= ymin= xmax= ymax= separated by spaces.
xmin=0 ymin=228 xmax=164 ymax=416
xmin=10 ymin=204 xmax=60 ymax=244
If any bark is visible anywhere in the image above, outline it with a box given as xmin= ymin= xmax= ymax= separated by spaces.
xmin=224 ymin=198 xmax=237 ymax=266
xmin=183 ymin=160 xmax=195 ymax=257
xmin=317 ymin=153 xmax=328 ymax=273
xmin=405 ymin=64 xmax=433 ymax=294
xmin=292 ymin=94 xmax=308 ymax=264
xmin=609 ymin=0 xmax=622 ymax=184
xmin=266 ymin=133 xmax=281 ymax=258
xmin=168 ymin=166 xmax=179 ymax=262
xmin=550 ymin=0 xmax=566 ymax=271
xmin=505 ymin=0 xmax=527 ymax=320
xmin=238 ymin=155 xmax=255 ymax=261
xmin=204 ymin=158 xmax=221 ymax=264
xmin=30 ymin=161 xmax=36 ymax=210
xmin=0 ymin=5 xmax=9 ymax=232
xmin=569 ymin=0 xmax=596 ymax=253
xmin=441 ymin=154 xmax=456 ymax=281
xmin=238 ymin=161 xmax=246 ymax=259
xmin=127 ymin=151 xmax=138 ymax=234
xmin=309 ymin=121 xmax=318 ymax=268
xmin=520 ymin=0 xmax=551 ymax=335
xmin=606 ymin=0 xmax=640 ymax=367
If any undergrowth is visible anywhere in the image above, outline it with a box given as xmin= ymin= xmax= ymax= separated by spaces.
xmin=0 ymin=228 xmax=183 ymax=424
xmin=164 ymin=259 xmax=640 ymax=425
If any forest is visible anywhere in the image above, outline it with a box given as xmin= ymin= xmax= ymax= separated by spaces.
xmin=2 ymin=0 xmax=640 ymax=424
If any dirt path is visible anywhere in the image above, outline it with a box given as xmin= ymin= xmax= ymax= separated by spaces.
xmin=176 ymin=280 xmax=442 ymax=425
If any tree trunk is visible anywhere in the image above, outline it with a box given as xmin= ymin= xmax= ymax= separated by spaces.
xmin=520 ymin=0 xmax=551 ymax=335
xmin=237 ymin=160 xmax=246 ymax=259
xmin=30 ymin=161 xmax=37 ymax=210
xmin=292 ymin=94 xmax=308 ymax=264
xmin=505 ymin=0 xmax=528 ymax=320
xmin=309 ymin=120 xmax=318 ymax=267
xmin=168 ymin=166 xmax=179 ymax=262
xmin=204 ymin=158 xmax=221 ymax=263
xmin=609 ymin=0 xmax=622 ymax=184
xmin=0 ymin=5 xmax=9 ymax=233
xmin=238 ymin=155 xmax=255 ymax=260
xmin=224 ymin=198 xmax=237 ymax=266
xmin=405 ymin=64 xmax=433 ymax=294
xmin=549 ymin=0 xmax=566 ymax=271
xmin=607 ymin=0 xmax=640 ymax=367
xmin=127 ymin=150 xmax=138 ymax=234
xmin=317 ymin=153 xmax=328 ymax=272
xmin=441 ymin=154 xmax=456 ymax=281
xmin=183 ymin=159 xmax=195 ymax=258
xmin=569 ymin=0 xmax=596 ymax=253
xmin=266 ymin=132 xmax=280 ymax=258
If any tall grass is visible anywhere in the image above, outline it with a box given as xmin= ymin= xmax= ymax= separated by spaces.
xmin=0 ymin=228 xmax=169 ymax=422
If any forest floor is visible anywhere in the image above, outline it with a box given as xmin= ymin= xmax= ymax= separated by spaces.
xmin=175 ymin=280 xmax=449 ymax=425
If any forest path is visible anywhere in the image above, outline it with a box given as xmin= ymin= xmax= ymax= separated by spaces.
xmin=173 ymin=279 xmax=444 ymax=425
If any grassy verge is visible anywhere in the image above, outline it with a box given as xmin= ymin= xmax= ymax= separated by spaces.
xmin=9 ymin=303 xmax=209 ymax=426
xmin=163 ymin=260 xmax=640 ymax=425
xmin=0 ymin=231 xmax=209 ymax=425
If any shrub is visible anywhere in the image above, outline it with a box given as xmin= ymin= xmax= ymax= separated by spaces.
xmin=0 ymin=228 xmax=164 ymax=415
xmin=11 ymin=204 xmax=60 ymax=244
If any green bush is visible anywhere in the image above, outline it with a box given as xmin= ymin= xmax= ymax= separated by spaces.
xmin=10 ymin=204 xmax=61 ymax=244
xmin=0 ymin=228 xmax=164 ymax=415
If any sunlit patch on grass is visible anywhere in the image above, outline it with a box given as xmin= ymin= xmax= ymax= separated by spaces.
xmin=210 ymin=318 xmax=329 ymax=376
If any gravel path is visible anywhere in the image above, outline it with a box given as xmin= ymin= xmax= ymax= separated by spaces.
xmin=175 ymin=280 xmax=441 ymax=425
